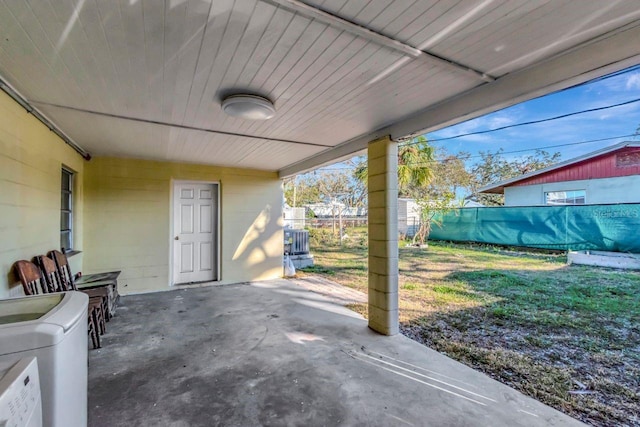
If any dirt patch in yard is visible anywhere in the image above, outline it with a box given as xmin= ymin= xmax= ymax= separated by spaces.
xmin=401 ymin=308 xmax=639 ymax=427
xmin=302 ymin=237 xmax=640 ymax=426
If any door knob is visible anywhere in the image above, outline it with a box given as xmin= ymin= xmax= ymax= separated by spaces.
xmin=174 ymin=236 xmax=180 ymax=240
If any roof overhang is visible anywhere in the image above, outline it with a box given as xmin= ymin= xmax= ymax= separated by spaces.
xmin=279 ymin=23 xmax=640 ymax=177
xmin=0 ymin=1 xmax=639 ymax=176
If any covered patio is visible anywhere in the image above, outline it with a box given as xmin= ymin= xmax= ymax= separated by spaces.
xmin=2 ymin=0 xmax=640 ymax=334
xmin=88 ymin=279 xmax=582 ymax=426
xmin=1 ymin=1 xmax=640 ymax=425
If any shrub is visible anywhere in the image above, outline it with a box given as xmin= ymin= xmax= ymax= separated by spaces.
xmin=308 ymin=228 xmax=339 ymax=246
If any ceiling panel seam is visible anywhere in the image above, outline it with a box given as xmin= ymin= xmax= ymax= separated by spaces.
xmin=31 ymin=100 xmax=331 ymax=148
xmin=5 ymin=1 xmax=82 ymax=103
xmin=254 ymin=42 xmax=402 ymax=138
xmin=278 ymin=56 xmax=446 ymax=137
xmin=177 ymin=0 xmax=214 ymax=124
xmin=253 ymin=41 xmax=384 ymax=138
xmin=188 ymin=0 xmax=236 ymax=127
xmin=229 ymin=19 xmax=341 ymax=134
xmin=261 ymin=0 xmax=495 ymax=82
xmin=211 ymin=1 xmax=276 ymax=131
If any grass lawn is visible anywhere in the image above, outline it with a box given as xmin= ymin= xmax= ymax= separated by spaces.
xmin=300 ymin=229 xmax=640 ymax=427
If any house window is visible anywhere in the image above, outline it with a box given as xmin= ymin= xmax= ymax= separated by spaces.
xmin=545 ymin=190 xmax=586 ymax=205
xmin=61 ymin=168 xmax=73 ymax=251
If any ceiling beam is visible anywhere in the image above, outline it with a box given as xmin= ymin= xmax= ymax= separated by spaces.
xmin=32 ymin=101 xmax=332 ymax=148
xmin=278 ymin=133 xmax=373 ymax=178
xmin=279 ymin=22 xmax=640 ymax=178
xmin=264 ymin=0 xmax=494 ymax=83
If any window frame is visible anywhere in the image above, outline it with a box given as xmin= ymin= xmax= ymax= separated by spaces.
xmin=544 ymin=189 xmax=586 ymax=205
xmin=61 ymin=168 xmax=74 ymax=251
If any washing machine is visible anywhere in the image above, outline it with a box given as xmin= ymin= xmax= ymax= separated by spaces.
xmin=0 ymin=356 xmax=42 ymax=426
xmin=0 ymin=292 xmax=88 ymax=427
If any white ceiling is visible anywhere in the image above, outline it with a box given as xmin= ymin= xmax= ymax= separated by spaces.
xmin=0 ymin=0 xmax=639 ymax=174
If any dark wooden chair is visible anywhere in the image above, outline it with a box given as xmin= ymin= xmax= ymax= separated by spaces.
xmin=89 ymin=297 xmax=106 ymax=335
xmin=46 ymin=250 xmax=78 ymax=290
xmin=14 ymin=259 xmax=102 ymax=348
xmin=35 ymin=255 xmax=108 ymax=336
xmin=48 ymin=250 xmax=119 ymax=318
xmin=15 ymin=257 xmax=103 ymax=350
xmin=33 ymin=256 xmax=64 ymax=293
xmin=44 ymin=253 xmax=111 ymax=321
xmin=13 ymin=260 xmax=47 ymax=295
xmin=88 ymin=313 xmax=100 ymax=349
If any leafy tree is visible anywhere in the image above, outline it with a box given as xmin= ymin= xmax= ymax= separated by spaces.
xmin=284 ymin=175 xmax=321 ymax=206
xmin=284 ymin=168 xmax=367 ymax=209
xmin=513 ymin=150 xmax=562 ymax=174
xmin=469 ymin=149 xmax=561 ymax=206
xmin=412 ymin=192 xmax=456 ymax=246
xmin=467 ymin=150 xmax=511 ymax=206
xmin=410 ymin=149 xmax=472 ymax=200
xmin=354 ymin=135 xmax=435 ymax=197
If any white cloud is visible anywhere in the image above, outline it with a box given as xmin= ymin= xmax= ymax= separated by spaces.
xmin=594 ymin=71 xmax=640 ymax=93
xmin=626 ymin=73 xmax=640 ymax=90
xmin=488 ymin=116 xmax=516 ymax=129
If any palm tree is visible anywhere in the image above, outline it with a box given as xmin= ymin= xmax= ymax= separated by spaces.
xmin=354 ymin=135 xmax=435 ymax=197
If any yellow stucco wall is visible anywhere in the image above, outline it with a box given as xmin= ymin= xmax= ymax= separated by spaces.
xmin=0 ymin=88 xmax=284 ymax=298
xmin=83 ymin=157 xmax=284 ymax=295
xmin=0 ymin=90 xmax=85 ymax=299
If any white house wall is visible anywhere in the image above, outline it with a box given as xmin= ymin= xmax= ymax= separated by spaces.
xmin=504 ymin=176 xmax=640 ymax=206
xmin=398 ymin=199 xmax=419 ymax=236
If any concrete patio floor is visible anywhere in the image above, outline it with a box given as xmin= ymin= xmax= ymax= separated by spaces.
xmin=88 ymin=279 xmax=584 ymax=426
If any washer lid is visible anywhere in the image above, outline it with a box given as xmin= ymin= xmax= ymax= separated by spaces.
xmin=42 ymin=292 xmax=88 ymax=332
xmin=0 ymin=292 xmax=88 ymax=353
xmin=0 ymin=293 xmax=63 ymax=326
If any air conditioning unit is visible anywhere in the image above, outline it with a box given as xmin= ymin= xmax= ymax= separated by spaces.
xmin=284 ymin=229 xmax=309 ymax=255
xmin=284 ymin=229 xmax=313 ymax=269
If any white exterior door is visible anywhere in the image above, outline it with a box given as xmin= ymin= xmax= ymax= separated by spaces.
xmin=173 ymin=182 xmax=218 ymax=284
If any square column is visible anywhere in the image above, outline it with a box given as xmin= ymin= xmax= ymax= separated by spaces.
xmin=367 ymin=136 xmax=399 ymax=336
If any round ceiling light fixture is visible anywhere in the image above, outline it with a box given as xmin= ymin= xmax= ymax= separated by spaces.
xmin=221 ymin=94 xmax=276 ymax=120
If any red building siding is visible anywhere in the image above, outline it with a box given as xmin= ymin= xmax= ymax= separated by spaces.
xmin=513 ymin=147 xmax=640 ymax=187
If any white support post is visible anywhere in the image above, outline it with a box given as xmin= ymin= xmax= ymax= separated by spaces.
xmin=367 ymin=136 xmax=399 ymax=336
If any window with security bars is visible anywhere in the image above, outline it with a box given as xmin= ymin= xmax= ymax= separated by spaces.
xmin=61 ymin=168 xmax=73 ymax=251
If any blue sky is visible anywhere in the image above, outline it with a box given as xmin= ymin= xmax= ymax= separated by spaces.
xmin=426 ymin=65 xmax=640 ymax=163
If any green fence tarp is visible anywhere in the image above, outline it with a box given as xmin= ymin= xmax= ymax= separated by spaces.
xmin=429 ymin=204 xmax=640 ymax=253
